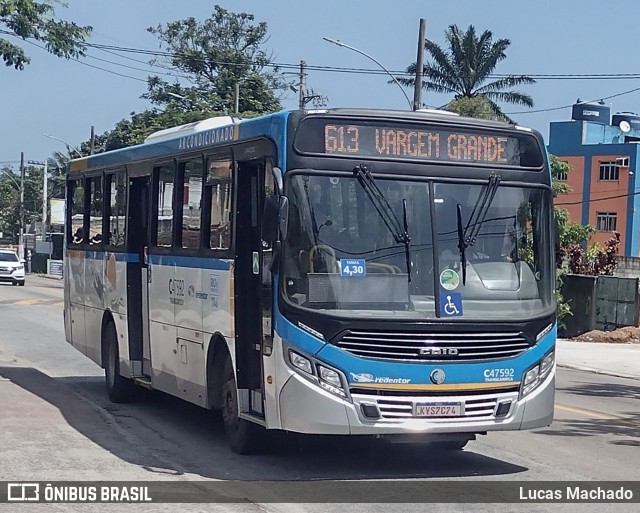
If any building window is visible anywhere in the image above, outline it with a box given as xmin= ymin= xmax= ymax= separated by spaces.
xmin=596 ymin=211 xmax=617 ymax=231
xmin=598 ymin=160 xmax=619 ymax=181
xmin=556 ymin=160 xmax=568 ymax=181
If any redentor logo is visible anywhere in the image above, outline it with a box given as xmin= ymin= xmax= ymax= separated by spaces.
xmin=7 ymin=483 xmax=40 ymax=501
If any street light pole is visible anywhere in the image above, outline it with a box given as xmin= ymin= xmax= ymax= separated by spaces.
xmin=43 ymin=159 xmax=48 ymax=235
xmin=42 ymin=133 xmax=83 ymax=158
xmin=19 ymin=151 xmax=24 ymax=261
xmin=413 ymin=18 xmax=426 ymax=111
xmin=166 ymin=92 xmax=210 ymax=111
xmin=322 ymin=37 xmax=413 ymax=109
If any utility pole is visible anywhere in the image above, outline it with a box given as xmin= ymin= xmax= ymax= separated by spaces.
xmin=298 ymin=60 xmax=307 ymax=110
xmin=19 ymin=151 xmax=25 ymax=260
xmin=234 ymin=83 xmax=240 ymax=114
xmin=90 ymin=125 xmax=95 ymax=155
xmin=413 ymin=18 xmax=426 ymax=111
xmin=43 ymin=158 xmax=48 ymax=237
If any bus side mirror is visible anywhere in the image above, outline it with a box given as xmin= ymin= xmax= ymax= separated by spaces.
xmin=278 ymin=196 xmax=289 ymax=241
xmin=271 ymin=167 xmax=283 ymax=196
xmin=262 ymin=195 xmax=279 ymax=243
xmin=262 ymin=195 xmax=289 ymax=243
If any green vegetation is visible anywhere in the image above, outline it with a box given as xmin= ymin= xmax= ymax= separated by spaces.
xmin=0 ymin=163 xmax=64 ymax=240
xmin=0 ymin=0 xmax=91 ymax=70
xmin=86 ymin=5 xmax=287 ymax=153
xmin=397 ymin=24 xmax=535 ymax=121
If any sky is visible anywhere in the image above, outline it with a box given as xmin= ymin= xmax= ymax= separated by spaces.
xmin=3 ymin=0 xmax=640 ymax=169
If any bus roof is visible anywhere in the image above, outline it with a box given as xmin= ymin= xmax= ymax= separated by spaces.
xmin=67 ymin=108 xmax=539 ymax=173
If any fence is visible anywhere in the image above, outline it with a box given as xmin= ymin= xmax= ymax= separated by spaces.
xmin=561 ymin=274 xmax=639 ymax=337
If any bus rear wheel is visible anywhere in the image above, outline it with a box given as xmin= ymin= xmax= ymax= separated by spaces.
xmin=104 ymin=322 xmax=134 ymax=403
xmin=221 ymin=359 xmax=263 ymax=454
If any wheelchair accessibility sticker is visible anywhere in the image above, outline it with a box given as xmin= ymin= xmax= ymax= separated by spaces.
xmin=339 ymin=259 xmax=366 ymax=277
xmin=439 ymin=292 xmax=463 ymax=317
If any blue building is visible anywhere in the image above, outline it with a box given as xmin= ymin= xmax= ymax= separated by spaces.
xmin=548 ymin=102 xmax=640 ymax=256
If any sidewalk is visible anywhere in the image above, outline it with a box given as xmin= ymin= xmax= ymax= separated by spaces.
xmin=556 ymin=338 xmax=640 ymax=380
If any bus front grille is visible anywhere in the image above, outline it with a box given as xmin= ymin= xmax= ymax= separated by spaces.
xmin=353 ymin=390 xmax=519 ymax=421
xmin=336 ymin=329 xmax=531 ymax=361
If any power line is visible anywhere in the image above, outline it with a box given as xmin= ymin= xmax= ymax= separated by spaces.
xmin=507 ymin=85 xmax=640 ymax=115
xmin=8 ymin=29 xmax=640 ymax=115
xmin=556 ymin=188 xmax=640 ymax=206
xmin=18 ymin=37 xmax=149 ymax=82
xmin=7 ymin=28 xmax=640 ymax=80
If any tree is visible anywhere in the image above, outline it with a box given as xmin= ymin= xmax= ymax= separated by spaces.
xmin=398 ymin=25 xmax=534 ymax=122
xmin=0 ymin=167 xmax=19 ymax=238
xmin=0 ymin=0 xmax=92 ymax=70
xmin=144 ymin=5 xmax=286 ymax=116
xmin=83 ymin=107 xmax=220 ymax=154
xmin=443 ymin=96 xmax=496 ymax=121
xmin=550 ymin=155 xmax=622 ymax=331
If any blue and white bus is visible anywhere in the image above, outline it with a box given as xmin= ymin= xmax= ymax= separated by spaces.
xmin=64 ymin=108 xmax=556 ymax=454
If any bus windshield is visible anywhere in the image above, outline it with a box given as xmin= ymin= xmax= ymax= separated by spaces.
xmin=281 ymin=172 xmax=554 ymax=320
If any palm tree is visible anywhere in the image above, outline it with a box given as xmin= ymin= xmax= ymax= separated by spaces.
xmin=398 ymin=25 xmax=535 ymax=122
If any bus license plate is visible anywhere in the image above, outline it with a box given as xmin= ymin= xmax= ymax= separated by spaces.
xmin=414 ymin=402 xmax=463 ymax=417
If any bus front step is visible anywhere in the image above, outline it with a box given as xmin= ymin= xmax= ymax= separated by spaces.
xmin=132 ymin=377 xmax=152 ymax=389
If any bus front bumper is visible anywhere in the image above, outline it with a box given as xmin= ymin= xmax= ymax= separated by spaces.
xmin=278 ymin=368 xmax=555 ymax=436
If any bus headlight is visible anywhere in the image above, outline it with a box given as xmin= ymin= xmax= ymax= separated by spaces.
xmin=318 ymin=365 xmax=342 ymax=387
xmin=540 ymin=351 xmax=555 ymax=376
xmin=286 ymin=348 xmax=348 ymax=399
xmin=289 ymin=350 xmax=313 ymax=375
xmin=520 ymin=349 xmax=555 ymax=398
xmin=317 ymin=365 xmax=347 ymax=398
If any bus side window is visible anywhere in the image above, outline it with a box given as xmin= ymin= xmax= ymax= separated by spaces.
xmin=106 ymin=172 xmax=126 ymax=247
xmin=180 ymin=158 xmax=203 ymax=249
xmin=68 ymin=178 xmax=85 ymax=246
xmin=88 ymin=175 xmax=103 ymax=245
xmin=206 ymin=157 xmax=232 ymax=250
xmin=154 ymin=163 xmax=175 ymax=248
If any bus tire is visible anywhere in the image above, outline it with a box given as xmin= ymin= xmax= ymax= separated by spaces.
xmin=221 ymin=358 xmax=263 ymax=455
xmin=104 ymin=321 xmax=133 ymax=403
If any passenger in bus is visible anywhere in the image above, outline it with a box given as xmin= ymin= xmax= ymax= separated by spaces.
xmin=72 ymin=228 xmax=83 ymax=244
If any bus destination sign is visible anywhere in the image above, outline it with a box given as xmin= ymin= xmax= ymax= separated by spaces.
xmin=321 ymin=123 xmax=522 ymax=165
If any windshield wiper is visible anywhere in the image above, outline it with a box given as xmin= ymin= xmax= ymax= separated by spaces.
xmin=456 ymin=173 xmax=501 ymax=285
xmin=353 ymin=164 xmax=412 ymax=282
xmin=456 ymin=204 xmax=468 ymax=286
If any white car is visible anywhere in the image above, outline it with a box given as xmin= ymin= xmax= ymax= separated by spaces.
xmin=0 ymin=249 xmax=25 ymax=286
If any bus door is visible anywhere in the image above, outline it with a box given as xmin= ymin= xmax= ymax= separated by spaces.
xmin=127 ymin=174 xmax=151 ymax=378
xmin=234 ymin=156 xmax=274 ymax=419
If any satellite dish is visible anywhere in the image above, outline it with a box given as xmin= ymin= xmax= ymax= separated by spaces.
xmin=620 ymin=120 xmax=631 ymax=133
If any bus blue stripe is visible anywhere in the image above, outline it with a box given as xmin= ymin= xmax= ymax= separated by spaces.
xmin=147 ymin=254 xmax=231 ymax=270
xmin=79 ymin=250 xmax=139 ymax=262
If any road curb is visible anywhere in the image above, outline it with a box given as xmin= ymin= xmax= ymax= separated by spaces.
xmin=557 ymin=362 xmax=640 ymax=381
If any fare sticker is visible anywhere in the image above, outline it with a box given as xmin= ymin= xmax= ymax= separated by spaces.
xmin=440 ymin=269 xmax=460 ymax=291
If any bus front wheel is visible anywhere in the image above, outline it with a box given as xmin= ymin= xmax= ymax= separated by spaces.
xmin=431 ymin=439 xmax=469 ymax=451
xmin=221 ymin=359 xmax=263 ymax=454
xmin=104 ymin=322 xmax=134 ymax=403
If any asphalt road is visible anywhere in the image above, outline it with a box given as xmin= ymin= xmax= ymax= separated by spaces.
xmin=0 ymin=275 xmax=638 ymax=512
